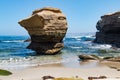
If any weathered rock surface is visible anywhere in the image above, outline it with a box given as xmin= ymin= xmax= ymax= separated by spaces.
xmin=19 ymin=7 xmax=68 ymax=54
xmin=78 ymin=54 xmax=120 ymax=70
xmin=103 ymin=56 xmax=120 ymax=62
xmin=78 ymin=54 xmax=99 ymax=61
xmin=94 ymin=11 xmax=120 ymax=47
xmin=79 ymin=54 xmax=120 ymax=62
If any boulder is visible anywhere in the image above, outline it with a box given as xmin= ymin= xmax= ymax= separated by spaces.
xmin=94 ymin=11 xmax=120 ymax=47
xmin=19 ymin=7 xmax=68 ymax=54
xmin=78 ymin=54 xmax=99 ymax=61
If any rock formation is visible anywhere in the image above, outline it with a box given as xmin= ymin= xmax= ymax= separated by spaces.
xmin=78 ymin=54 xmax=100 ymax=61
xmin=18 ymin=7 xmax=68 ymax=54
xmin=79 ymin=54 xmax=120 ymax=62
xmin=94 ymin=11 xmax=120 ymax=47
xmin=103 ymin=56 xmax=120 ymax=62
xmin=78 ymin=54 xmax=120 ymax=71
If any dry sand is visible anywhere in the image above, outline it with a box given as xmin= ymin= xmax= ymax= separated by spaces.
xmin=0 ymin=60 xmax=120 ymax=80
xmin=100 ymin=61 xmax=120 ymax=70
xmin=0 ymin=64 xmax=120 ymax=80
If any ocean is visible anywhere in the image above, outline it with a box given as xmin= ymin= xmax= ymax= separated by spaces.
xmin=0 ymin=33 xmax=120 ymax=70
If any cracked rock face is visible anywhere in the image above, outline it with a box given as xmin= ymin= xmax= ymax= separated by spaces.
xmin=94 ymin=11 xmax=120 ymax=47
xmin=18 ymin=7 xmax=68 ymax=54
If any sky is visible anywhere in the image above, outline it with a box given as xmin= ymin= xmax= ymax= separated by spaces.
xmin=0 ymin=0 xmax=120 ymax=35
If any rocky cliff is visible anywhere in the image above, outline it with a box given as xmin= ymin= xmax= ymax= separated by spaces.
xmin=19 ymin=7 xmax=68 ymax=54
xmin=94 ymin=11 xmax=120 ymax=47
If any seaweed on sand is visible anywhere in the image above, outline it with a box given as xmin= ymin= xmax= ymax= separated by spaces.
xmin=0 ymin=69 xmax=12 ymax=76
xmin=54 ymin=77 xmax=84 ymax=80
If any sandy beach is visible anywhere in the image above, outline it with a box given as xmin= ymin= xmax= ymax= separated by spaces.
xmin=0 ymin=62 xmax=120 ymax=80
xmin=1 ymin=0 xmax=120 ymax=80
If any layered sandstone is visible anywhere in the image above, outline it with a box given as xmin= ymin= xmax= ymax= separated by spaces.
xmin=19 ymin=7 xmax=68 ymax=54
xmin=94 ymin=11 xmax=120 ymax=47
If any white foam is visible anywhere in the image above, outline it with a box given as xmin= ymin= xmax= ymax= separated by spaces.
xmin=70 ymin=46 xmax=82 ymax=49
xmin=76 ymin=38 xmax=81 ymax=41
xmin=2 ymin=40 xmax=24 ymax=43
xmin=91 ymin=44 xmax=112 ymax=49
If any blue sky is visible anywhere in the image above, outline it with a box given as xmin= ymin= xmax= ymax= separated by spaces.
xmin=0 ymin=0 xmax=120 ymax=35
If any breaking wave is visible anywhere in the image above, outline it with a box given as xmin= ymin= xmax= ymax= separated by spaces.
xmin=0 ymin=40 xmax=25 ymax=43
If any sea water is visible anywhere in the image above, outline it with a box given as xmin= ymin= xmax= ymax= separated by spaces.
xmin=0 ymin=33 xmax=120 ymax=70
